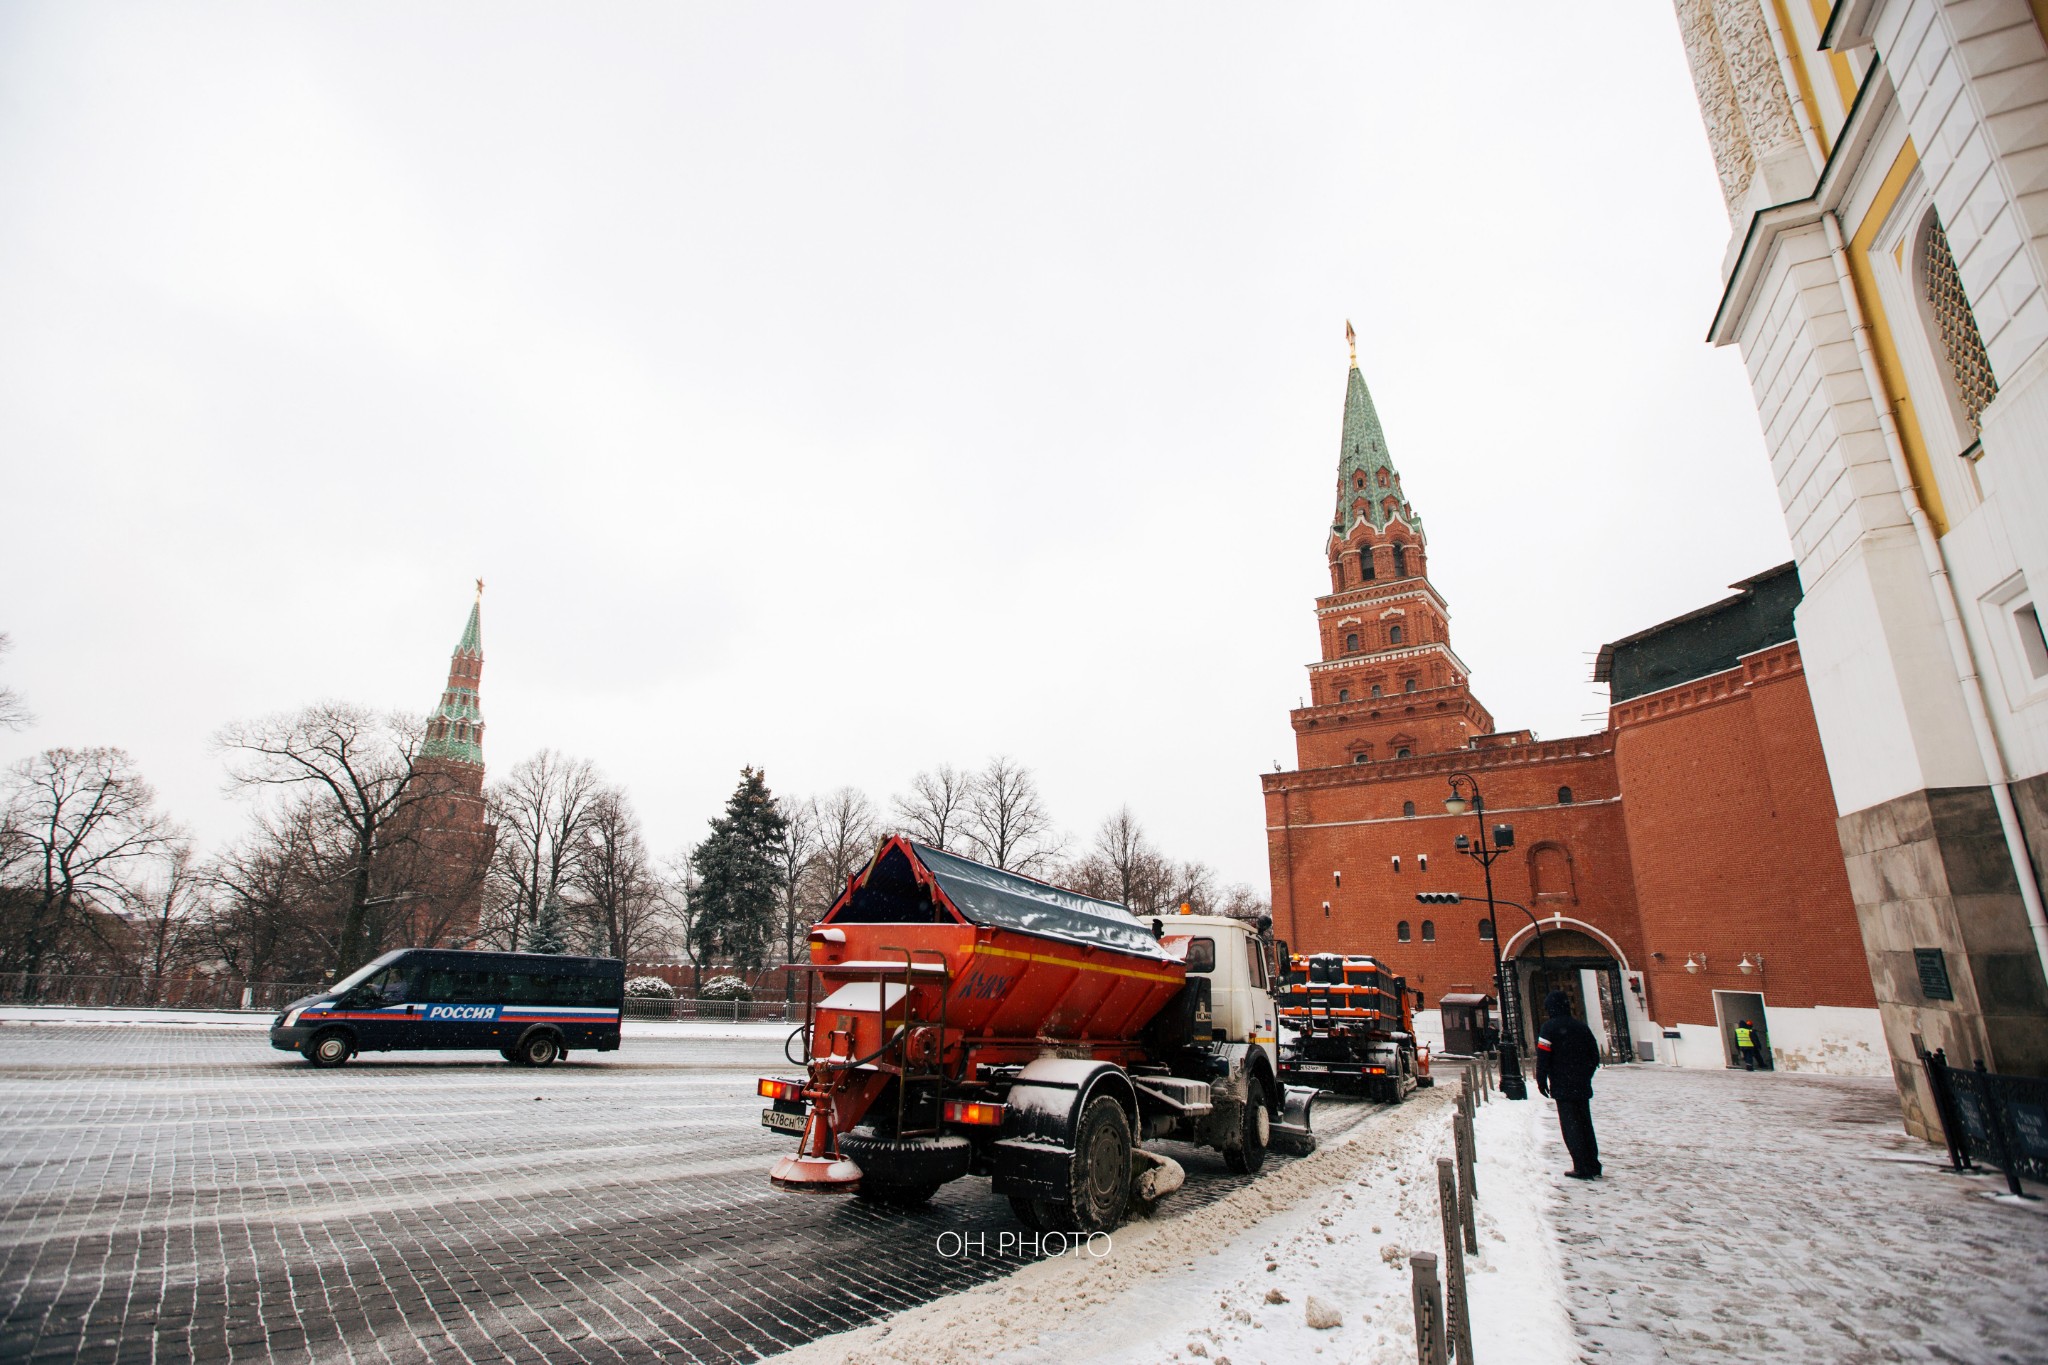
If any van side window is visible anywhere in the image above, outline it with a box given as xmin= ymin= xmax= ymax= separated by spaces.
xmin=348 ymin=966 xmax=407 ymax=1005
xmin=1185 ymin=937 xmax=1217 ymax=972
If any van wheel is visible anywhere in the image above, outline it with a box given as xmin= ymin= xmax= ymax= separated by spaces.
xmin=1225 ymin=1073 xmax=1271 ymax=1174
xmin=305 ymin=1030 xmax=353 ymax=1068
xmin=499 ymin=1047 xmax=520 ymax=1064
xmin=518 ymin=1032 xmax=560 ymax=1067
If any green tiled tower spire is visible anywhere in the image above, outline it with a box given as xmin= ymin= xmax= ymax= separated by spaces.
xmin=420 ymin=583 xmax=485 ymax=768
xmin=1332 ymin=321 xmax=1424 ymax=543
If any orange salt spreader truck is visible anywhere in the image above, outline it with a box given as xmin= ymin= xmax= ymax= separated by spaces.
xmin=759 ymin=837 xmax=1317 ymax=1233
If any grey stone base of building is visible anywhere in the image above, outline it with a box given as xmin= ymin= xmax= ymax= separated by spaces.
xmin=1838 ymin=776 xmax=2048 ymax=1141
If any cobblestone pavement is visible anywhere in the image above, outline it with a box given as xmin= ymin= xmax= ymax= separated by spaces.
xmin=1536 ymin=1065 xmax=2048 ymax=1365
xmin=0 ymin=1025 xmax=1379 ymax=1364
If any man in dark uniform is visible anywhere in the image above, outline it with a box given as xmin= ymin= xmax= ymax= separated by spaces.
xmin=1535 ymin=989 xmax=1602 ymax=1179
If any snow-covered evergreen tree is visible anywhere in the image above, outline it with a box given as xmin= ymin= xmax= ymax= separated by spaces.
xmin=526 ymin=889 xmax=569 ymax=955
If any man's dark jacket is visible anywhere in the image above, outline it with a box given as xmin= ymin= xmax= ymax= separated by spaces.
xmin=1535 ymin=996 xmax=1601 ymax=1099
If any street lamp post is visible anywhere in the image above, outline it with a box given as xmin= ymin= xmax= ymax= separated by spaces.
xmin=1440 ymin=772 xmax=1528 ymax=1100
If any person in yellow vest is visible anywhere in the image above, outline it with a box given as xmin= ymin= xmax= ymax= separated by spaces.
xmin=1734 ymin=1019 xmax=1764 ymax=1072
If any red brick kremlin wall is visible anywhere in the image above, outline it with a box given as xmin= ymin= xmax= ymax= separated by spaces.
xmin=1611 ymin=640 xmax=1874 ymax=1027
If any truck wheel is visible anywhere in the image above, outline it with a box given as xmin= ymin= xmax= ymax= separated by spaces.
xmin=1042 ymin=1096 xmax=1132 ymax=1234
xmin=305 ymin=1029 xmax=352 ymax=1068
xmin=1225 ymin=1073 xmax=1271 ymax=1174
xmin=1008 ymin=1196 xmax=1045 ymax=1230
xmin=518 ymin=1032 xmax=560 ymax=1067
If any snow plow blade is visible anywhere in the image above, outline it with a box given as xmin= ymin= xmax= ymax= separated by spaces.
xmin=768 ymin=1152 xmax=863 ymax=1193
xmin=1272 ymin=1084 xmax=1318 ymax=1156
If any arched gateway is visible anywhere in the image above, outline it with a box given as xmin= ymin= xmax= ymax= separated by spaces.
xmin=1503 ymin=924 xmax=1633 ymax=1063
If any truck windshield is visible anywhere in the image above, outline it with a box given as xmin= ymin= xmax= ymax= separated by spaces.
xmin=1184 ymin=938 xmax=1216 ymax=972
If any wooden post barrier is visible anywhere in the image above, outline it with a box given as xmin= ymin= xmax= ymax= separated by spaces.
xmin=1437 ymin=1157 xmax=1474 ymax=1363
xmin=1410 ymin=1251 xmax=1448 ymax=1365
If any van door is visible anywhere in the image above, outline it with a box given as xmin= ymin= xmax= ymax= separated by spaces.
xmin=337 ymin=962 xmax=415 ymax=1051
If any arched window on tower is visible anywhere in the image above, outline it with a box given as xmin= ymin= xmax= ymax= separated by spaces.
xmin=1557 ymin=786 xmax=1574 ymax=804
xmin=1389 ymin=625 xmax=1403 ymax=644
xmin=1345 ymin=632 xmax=1360 ymax=653
xmin=1370 ymin=683 xmax=1383 ymax=698
xmin=1921 ymin=215 xmax=1999 ymax=436
xmin=1396 ymin=747 xmax=1412 ymax=758
xmin=1337 ymin=688 xmax=1350 ymax=702
xmin=1402 ymin=800 xmax=1416 ymax=817
xmin=1360 ymin=548 xmax=1376 ymax=581
xmin=1393 ymin=544 xmax=1408 ymax=578
xmin=1397 ymin=920 xmax=1411 ymax=943
xmin=1404 ymin=678 xmax=1418 ymax=692
xmin=1421 ymin=920 xmax=1435 ymax=942
xmin=1353 ymin=753 xmax=1370 ymax=765
xmin=1478 ymin=918 xmax=1495 ymax=941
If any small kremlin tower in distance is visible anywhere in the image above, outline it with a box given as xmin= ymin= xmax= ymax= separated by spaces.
xmin=401 ymin=582 xmax=496 ymax=944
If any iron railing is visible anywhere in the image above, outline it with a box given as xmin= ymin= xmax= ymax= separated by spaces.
xmin=1922 ymin=1047 xmax=2048 ymax=1198
xmin=0 ymin=974 xmax=799 ymax=1022
xmin=0 ymin=973 xmax=320 ymax=1012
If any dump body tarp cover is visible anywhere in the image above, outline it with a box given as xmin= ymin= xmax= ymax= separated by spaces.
xmin=911 ymin=842 xmax=1174 ymax=962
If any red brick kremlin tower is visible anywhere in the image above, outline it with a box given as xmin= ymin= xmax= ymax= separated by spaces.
xmin=1262 ymin=332 xmax=1878 ymax=1079
xmin=400 ymin=585 xmax=495 ymax=944
xmin=1297 ymin=322 xmax=1495 ymax=767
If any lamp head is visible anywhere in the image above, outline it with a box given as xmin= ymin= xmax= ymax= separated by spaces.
xmin=1443 ymin=795 xmax=1469 ymax=816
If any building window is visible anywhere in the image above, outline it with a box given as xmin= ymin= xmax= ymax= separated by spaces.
xmin=1361 ymin=549 xmax=1376 ymax=581
xmin=1396 ymin=747 xmax=1412 ymax=759
xmin=1371 ymin=684 xmax=1383 ymax=698
xmin=1345 ymin=632 xmax=1360 ymax=653
xmin=1397 ymin=920 xmax=1411 ymax=943
xmin=1478 ymin=918 xmax=1494 ymax=941
xmin=1402 ymin=801 xmax=1416 ymax=817
xmin=1353 ymin=753 xmax=1369 ymax=764
xmin=1922 ymin=217 xmax=1999 ymax=433
xmin=1557 ymin=786 xmax=1574 ymax=804
xmin=2017 ymin=602 xmax=2048 ymax=680
xmin=1421 ymin=920 xmax=1435 ymax=942
xmin=1393 ymin=544 xmax=1409 ymax=578
xmin=1337 ymin=688 xmax=1349 ymax=702
xmin=1389 ymin=625 xmax=1403 ymax=644
xmin=1404 ymin=678 xmax=1417 ymax=692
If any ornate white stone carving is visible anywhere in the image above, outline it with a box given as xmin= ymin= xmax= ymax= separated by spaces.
xmin=1676 ymin=0 xmax=1753 ymax=216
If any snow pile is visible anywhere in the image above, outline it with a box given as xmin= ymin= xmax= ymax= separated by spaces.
xmin=772 ymin=1076 xmax=1575 ymax=1365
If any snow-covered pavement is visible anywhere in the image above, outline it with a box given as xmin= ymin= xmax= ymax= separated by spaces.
xmin=774 ymin=1072 xmax=1576 ymax=1365
xmin=1539 ymin=1065 xmax=2048 ymax=1364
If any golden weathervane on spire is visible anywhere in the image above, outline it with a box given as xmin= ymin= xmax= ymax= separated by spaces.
xmin=475 ymin=577 xmax=485 ymax=599
xmin=1345 ymin=319 xmax=1357 ymax=368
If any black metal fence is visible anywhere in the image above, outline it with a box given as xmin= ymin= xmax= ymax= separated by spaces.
xmin=0 ymin=974 xmax=320 ymax=1012
xmin=622 ymin=995 xmax=799 ymax=1023
xmin=1922 ymin=1047 xmax=2048 ymax=1198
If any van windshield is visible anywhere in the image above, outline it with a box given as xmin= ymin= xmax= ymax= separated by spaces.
xmin=328 ymin=951 xmax=405 ymax=997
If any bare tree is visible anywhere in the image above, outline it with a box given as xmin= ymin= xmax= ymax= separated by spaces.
xmin=0 ymin=748 xmax=177 ymax=981
xmin=892 ymin=764 xmax=970 ymax=852
xmin=201 ymin=808 xmax=334 ymax=984
xmin=961 ymin=757 xmax=1061 ymax=873
xmin=774 ymin=797 xmax=821 ymax=1000
xmin=1214 ymin=882 xmax=1270 ymax=923
xmin=216 ymin=703 xmax=433 ymax=974
xmin=0 ymin=633 xmax=30 ymax=732
xmin=1064 ymin=806 xmax=1172 ymax=911
xmin=125 ymin=843 xmax=204 ymax=1003
xmin=569 ymin=788 xmax=658 ymax=963
xmin=654 ymin=856 xmax=706 ymax=991
xmin=1161 ymin=858 xmax=1220 ymax=916
xmin=484 ymin=750 xmax=604 ymax=952
xmin=811 ymin=787 xmax=879 ymax=902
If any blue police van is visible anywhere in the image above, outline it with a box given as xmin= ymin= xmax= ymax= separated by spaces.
xmin=270 ymin=948 xmax=625 ymax=1067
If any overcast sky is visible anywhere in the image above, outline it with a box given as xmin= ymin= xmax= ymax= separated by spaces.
xmin=0 ymin=4 xmax=1786 ymax=893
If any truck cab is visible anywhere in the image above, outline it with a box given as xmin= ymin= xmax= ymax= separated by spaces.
xmin=1159 ymin=911 xmax=1279 ymax=1049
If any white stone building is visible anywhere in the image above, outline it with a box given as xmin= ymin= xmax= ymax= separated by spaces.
xmin=1671 ymin=0 xmax=2048 ymax=1137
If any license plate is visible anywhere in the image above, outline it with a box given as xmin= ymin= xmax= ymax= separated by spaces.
xmin=761 ymin=1108 xmax=806 ymax=1134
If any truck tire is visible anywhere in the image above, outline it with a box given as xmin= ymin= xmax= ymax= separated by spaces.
xmin=1009 ymin=1196 xmax=1044 ymax=1230
xmin=1225 ymin=1073 xmax=1271 ymax=1174
xmin=1038 ymin=1096 xmax=1132 ymax=1234
xmin=836 ymin=1130 xmax=971 ymax=1199
xmin=305 ymin=1029 xmax=352 ymax=1068
xmin=856 ymin=1180 xmax=941 ymax=1207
